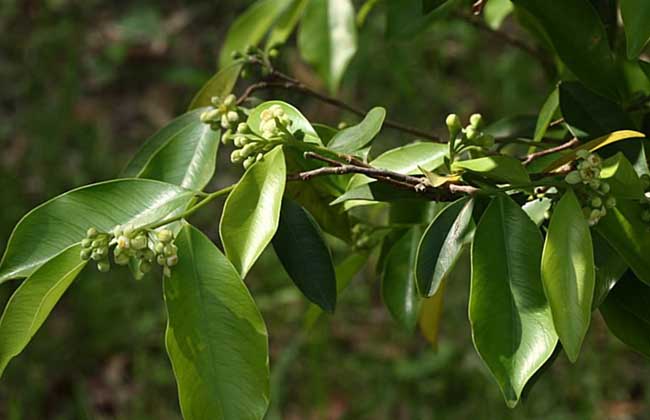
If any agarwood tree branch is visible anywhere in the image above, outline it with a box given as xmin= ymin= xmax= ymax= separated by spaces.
xmin=522 ymin=138 xmax=579 ymax=165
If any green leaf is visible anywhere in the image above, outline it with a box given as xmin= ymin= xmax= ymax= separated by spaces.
xmin=621 ymin=0 xmax=650 ymax=59
xmin=219 ymin=0 xmax=292 ymax=67
xmin=596 ymin=199 xmax=650 ymax=286
xmin=266 ymin=0 xmax=309 ymax=48
xmin=247 ymin=100 xmax=321 ymax=144
xmin=484 ymin=115 xmax=537 ymax=140
xmin=0 ymin=245 xmax=87 ymax=376
xmin=541 ymin=189 xmax=595 ymax=362
xmin=640 ymin=60 xmax=650 ymax=82
xmin=297 ymin=0 xmax=357 ymax=93
xmin=381 ymin=227 xmax=422 ymax=332
xmin=600 ymin=153 xmax=645 ymax=199
xmin=533 ymin=88 xmax=559 ymax=143
xmin=330 ymin=182 xmax=424 ymax=205
xmin=327 ymin=107 xmax=385 ymax=153
xmin=415 ymin=198 xmax=474 ymax=297
xmin=453 ymin=156 xmax=530 ymax=185
xmin=592 ymin=231 xmax=627 ymax=308
xmin=272 ymin=199 xmax=337 ymax=312
xmin=127 ymin=111 xmax=221 ymax=191
xmin=422 ymin=0 xmax=449 ymax=13
xmin=470 ymin=195 xmax=557 ymax=407
xmin=511 ymin=0 xmax=619 ymax=98
xmin=164 ymin=225 xmax=269 ymax=419
xmin=386 ymin=0 xmax=458 ymax=40
xmin=484 ymin=0 xmax=514 ymax=29
xmin=220 ymin=147 xmax=286 ymax=277
xmin=522 ymin=198 xmax=551 ymax=227
xmin=347 ymin=142 xmax=447 ymax=190
xmin=189 ymin=62 xmax=243 ymax=110
xmin=0 ymin=179 xmax=195 ymax=282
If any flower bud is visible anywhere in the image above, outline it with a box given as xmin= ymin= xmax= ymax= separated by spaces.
xmin=164 ymin=244 xmax=177 ymax=257
xmin=242 ymin=143 xmax=256 ymax=157
xmin=230 ymin=149 xmax=243 ymax=163
xmin=599 ymin=182 xmax=610 ymax=194
xmin=86 ymin=227 xmax=98 ymax=238
xmin=210 ymin=96 xmax=221 ymax=107
xmin=605 ymin=196 xmax=617 ymax=209
xmin=200 ymin=109 xmax=221 ymax=124
xmin=114 ymin=252 xmax=130 ymax=266
xmin=465 ymin=126 xmax=478 ymax=142
xmin=131 ymin=235 xmax=147 ymax=250
xmin=586 ymin=153 xmax=602 ymax=167
xmin=590 ymin=197 xmax=602 ymax=208
xmin=157 ymin=229 xmax=173 ymax=244
xmin=589 ymin=179 xmax=601 ymax=190
xmin=221 ymin=130 xmax=233 ymax=145
xmin=116 ymin=235 xmax=130 ymax=249
xmin=469 ymin=113 xmax=483 ymax=129
xmin=260 ymin=109 xmax=272 ymax=121
xmin=223 ymin=94 xmax=237 ymax=107
xmin=166 ymin=255 xmax=179 ymax=267
xmin=81 ymin=238 xmax=92 ymax=248
xmin=576 ymin=149 xmax=589 ymax=160
xmin=227 ymin=111 xmax=239 ymax=123
xmin=220 ymin=114 xmax=230 ymax=129
xmin=80 ymin=249 xmax=92 ymax=260
xmin=565 ymin=171 xmax=582 ymax=185
xmin=97 ymin=261 xmax=110 ymax=273
xmin=237 ymin=122 xmax=249 ymax=134
xmin=243 ymin=156 xmax=255 ymax=170
xmin=91 ymin=249 xmax=106 ymax=261
xmin=157 ymin=254 xmax=167 ymax=266
xmin=256 ymin=153 xmax=264 ymax=162
xmin=91 ymin=239 xmax=104 ymax=248
xmin=155 ymin=242 xmax=165 ymax=254
xmin=445 ymin=114 xmax=462 ymax=137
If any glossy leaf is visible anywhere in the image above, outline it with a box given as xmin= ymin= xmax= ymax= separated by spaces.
xmin=219 ymin=0 xmax=292 ymax=67
xmin=592 ymin=231 xmax=627 ymax=308
xmin=297 ymin=0 xmax=357 ymax=93
xmin=533 ymin=88 xmax=559 ymax=143
xmin=0 ymin=245 xmax=87 ymax=376
xmin=189 ymin=62 xmax=243 ymax=110
xmin=164 ymin=225 xmax=269 ymax=420
xmin=266 ymin=0 xmax=309 ymax=48
xmin=415 ymin=198 xmax=474 ymax=297
xmin=600 ymin=153 xmax=645 ymax=200
xmin=381 ymin=227 xmax=422 ymax=332
xmin=247 ymin=100 xmax=321 ymax=144
xmin=621 ymin=0 xmax=650 ymax=59
xmin=541 ymin=189 xmax=595 ymax=362
xmin=470 ymin=195 xmax=557 ymax=407
xmin=453 ymin=156 xmax=530 ymax=185
xmin=596 ymin=200 xmax=650 ymax=286
xmin=220 ymin=147 xmax=286 ymax=277
xmin=511 ymin=0 xmax=619 ymax=98
xmin=0 ymin=179 xmax=195 ymax=282
xmin=327 ymin=107 xmax=385 ymax=153
xmin=272 ymin=199 xmax=336 ymax=312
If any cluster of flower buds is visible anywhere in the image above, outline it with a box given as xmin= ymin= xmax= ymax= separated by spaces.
xmin=200 ymin=94 xmax=241 ymax=132
xmin=445 ymin=113 xmax=495 ymax=149
xmin=80 ymin=225 xmax=179 ymax=277
xmin=564 ymin=150 xmax=616 ymax=226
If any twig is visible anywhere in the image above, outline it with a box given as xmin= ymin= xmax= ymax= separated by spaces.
xmin=522 ymin=138 xmax=579 ymax=165
xmin=472 ymin=0 xmax=487 ymax=15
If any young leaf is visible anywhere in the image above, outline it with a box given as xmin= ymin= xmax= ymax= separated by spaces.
xmin=533 ymin=88 xmax=559 ymax=144
xmin=189 ymin=62 xmax=243 ymax=110
xmin=511 ymin=0 xmax=619 ymax=98
xmin=164 ymin=225 xmax=269 ymax=420
xmin=600 ymin=272 xmax=650 ymax=358
xmin=453 ymin=156 xmax=530 ymax=185
xmin=327 ymin=107 xmax=386 ymax=153
xmin=218 ymin=0 xmax=292 ymax=67
xmin=272 ymin=199 xmax=337 ymax=312
xmin=0 ymin=179 xmax=195 ymax=282
xmin=297 ymin=0 xmax=357 ymax=93
xmin=0 ymin=245 xmax=87 ymax=377
xmin=415 ymin=198 xmax=474 ymax=297
xmin=220 ymin=147 xmax=286 ymax=278
xmin=621 ymin=0 xmax=650 ymax=59
xmin=484 ymin=0 xmax=513 ymax=29
xmin=595 ymin=200 xmax=650 ymax=286
xmin=381 ymin=227 xmax=423 ymax=332
xmin=470 ymin=195 xmax=557 ymax=407
xmin=247 ymin=100 xmax=321 ymax=144
xmin=541 ymin=189 xmax=595 ymax=362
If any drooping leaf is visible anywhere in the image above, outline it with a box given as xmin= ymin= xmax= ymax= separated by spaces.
xmin=533 ymin=88 xmax=559 ymax=144
xmin=189 ymin=62 xmax=243 ymax=110
xmin=381 ymin=227 xmax=423 ymax=332
xmin=511 ymin=0 xmax=619 ymax=98
xmin=595 ymin=199 xmax=650 ymax=286
xmin=418 ymin=277 xmax=446 ymax=350
xmin=220 ymin=147 xmax=286 ymax=277
xmin=600 ymin=272 xmax=650 ymax=358
xmin=621 ymin=0 xmax=650 ymax=59
xmin=219 ymin=0 xmax=292 ymax=67
xmin=470 ymin=195 xmax=557 ymax=407
xmin=484 ymin=0 xmax=514 ymax=29
xmin=541 ymin=189 xmax=595 ymax=362
xmin=247 ymin=100 xmax=321 ymax=144
xmin=453 ymin=156 xmax=530 ymax=185
xmin=415 ymin=198 xmax=474 ymax=297
xmin=164 ymin=225 xmax=269 ymax=420
xmin=0 ymin=179 xmax=195 ymax=282
xmin=327 ymin=107 xmax=386 ymax=153
xmin=266 ymin=0 xmax=310 ymax=48
xmin=600 ymin=153 xmax=645 ymax=199
xmin=297 ymin=0 xmax=357 ymax=93
xmin=0 ymin=245 xmax=87 ymax=376
xmin=592 ymin=231 xmax=628 ymax=308
xmin=272 ymin=199 xmax=337 ymax=312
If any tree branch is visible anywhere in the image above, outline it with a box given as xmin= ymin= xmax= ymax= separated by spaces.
xmin=521 ymin=138 xmax=579 ymax=165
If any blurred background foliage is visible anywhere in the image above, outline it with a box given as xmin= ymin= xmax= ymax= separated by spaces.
xmin=0 ymin=0 xmax=648 ymax=419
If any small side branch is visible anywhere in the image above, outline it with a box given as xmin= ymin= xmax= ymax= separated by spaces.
xmin=522 ymin=138 xmax=579 ymax=165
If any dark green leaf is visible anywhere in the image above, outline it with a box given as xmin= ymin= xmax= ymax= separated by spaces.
xmin=272 ymin=199 xmax=336 ymax=312
xmin=220 ymin=147 xmax=286 ymax=277
xmin=592 ymin=231 xmax=627 ymax=308
xmin=453 ymin=156 xmax=530 ymax=185
xmin=541 ymin=189 xmax=595 ymax=362
xmin=512 ymin=0 xmax=619 ymax=98
xmin=330 ymin=182 xmax=425 ymax=205
xmin=596 ymin=199 xmax=650 ymax=286
xmin=641 ymin=60 xmax=650 ymax=82
xmin=164 ymin=225 xmax=269 ymax=419
xmin=0 ymin=245 xmax=87 ymax=376
xmin=415 ymin=198 xmax=474 ymax=297
xmin=297 ymin=0 xmax=357 ymax=93
xmin=470 ymin=195 xmax=557 ymax=407
xmin=0 ymin=179 xmax=195 ymax=282
xmin=189 ymin=62 xmax=242 ymax=110
xmin=600 ymin=272 xmax=650 ymax=358
xmin=484 ymin=115 xmax=536 ymax=140
xmin=533 ymin=88 xmax=559 ymax=143
xmin=621 ymin=0 xmax=650 ymax=59
xmin=327 ymin=107 xmax=386 ymax=153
